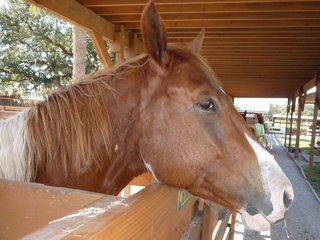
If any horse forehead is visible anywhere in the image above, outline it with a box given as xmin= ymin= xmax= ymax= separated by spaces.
xmin=169 ymin=67 xmax=219 ymax=94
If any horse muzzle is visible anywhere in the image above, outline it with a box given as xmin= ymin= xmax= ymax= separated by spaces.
xmin=240 ymin=178 xmax=294 ymax=231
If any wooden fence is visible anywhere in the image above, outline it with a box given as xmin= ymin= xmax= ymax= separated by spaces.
xmin=0 ymin=100 xmax=235 ymax=239
xmin=0 ymin=96 xmax=37 ymax=119
xmin=0 ymin=105 xmax=27 ymax=119
xmin=0 ymin=179 xmax=235 ymax=239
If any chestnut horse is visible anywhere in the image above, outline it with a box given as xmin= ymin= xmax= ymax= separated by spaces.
xmin=0 ymin=1 xmax=293 ymax=231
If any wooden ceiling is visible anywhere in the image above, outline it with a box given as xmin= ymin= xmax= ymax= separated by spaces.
xmin=35 ymin=0 xmax=320 ymax=98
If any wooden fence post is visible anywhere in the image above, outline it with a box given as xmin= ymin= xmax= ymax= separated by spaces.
xmin=294 ymin=87 xmax=305 ymax=159
xmin=284 ymin=97 xmax=291 ymax=147
xmin=288 ymin=96 xmax=295 ymax=151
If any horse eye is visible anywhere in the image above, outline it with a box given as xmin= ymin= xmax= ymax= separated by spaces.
xmin=197 ymin=100 xmax=217 ymax=112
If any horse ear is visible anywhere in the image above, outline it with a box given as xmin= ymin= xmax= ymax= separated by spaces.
xmin=187 ymin=29 xmax=205 ymax=53
xmin=141 ymin=0 xmax=168 ymax=66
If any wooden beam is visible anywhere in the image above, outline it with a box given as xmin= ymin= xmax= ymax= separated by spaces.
xmin=229 ymin=211 xmax=236 ymax=240
xmin=63 ymin=184 xmax=196 ymax=239
xmin=179 ymin=214 xmax=202 ymax=239
xmin=288 ymin=96 xmax=296 ymax=151
xmin=125 ymin=32 xmax=144 ymax=59
xmin=294 ymin=87 xmax=304 ymax=159
xmin=79 ymin=0 xmax=320 ymax=6
xmin=88 ymin=2 xmax=320 ymax=14
xmin=0 ymin=111 xmax=19 ymax=119
xmin=211 ymin=209 xmax=231 ymax=240
xmin=202 ymin=45 xmax=320 ymax=50
xmin=0 ymin=180 xmax=104 ymax=239
xmin=284 ymin=97 xmax=291 ymax=147
xmin=26 ymin=0 xmax=115 ymax=41
xmin=88 ymin=32 xmax=113 ymax=69
xmin=102 ymin=11 xmax=320 ymax=23
xmin=294 ymin=76 xmax=316 ymax=99
xmin=166 ymin=32 xmax=320 ymax=39
xmin=201 ymin=203 xmax=220 ymax=240
xmin=202 ymin=52 xmax=320 ymax=56
xmin=124 ymin=19 xmax=320 ymax=29
xmin=0 ymin=105 xmax=27 ymax=111
xmin=110 ymin=25 xmax=128 ymax=63
xmin=24 ymin=184 xmax=197 ymax=239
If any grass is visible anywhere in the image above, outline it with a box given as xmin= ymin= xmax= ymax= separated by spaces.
xmin=277 ymin=134 xmax=318 ymax=155
xmin=277 ymin=135 xmax=313 ymax=148
xmin=275 ymin=133 xmax=320 ymax=197
xmin=303 ymin=164 xmax=320 ymax=197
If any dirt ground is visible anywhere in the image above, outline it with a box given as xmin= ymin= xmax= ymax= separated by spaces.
xmin=233 ymin=134 xmax=320 ymax=240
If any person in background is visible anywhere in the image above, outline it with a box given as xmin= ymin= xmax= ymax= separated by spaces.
xmin=254 ymin=114 xmax=265 ymax=138
xmin=249 ymin=114 xmax=268 ymax=148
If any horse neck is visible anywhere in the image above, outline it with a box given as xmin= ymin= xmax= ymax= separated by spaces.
xmin=32 ymin=68 xmax=148 ymax=195
xmin=101 ymin=68 xmax=150 ymax=194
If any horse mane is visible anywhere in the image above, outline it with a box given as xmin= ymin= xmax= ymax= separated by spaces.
xmin=23 ymin=44 xmax=218 ymax=180
xmin=25 ymin=71 xmax=115 ymax=178
xmin=24 ymin=51 xmax=151 ymax=179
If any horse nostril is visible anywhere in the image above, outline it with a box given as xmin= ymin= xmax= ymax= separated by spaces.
xmin=246 ymin=205 xmax=260 ymax=216
xmin=283 ymin=191 xmax=292 ymax=208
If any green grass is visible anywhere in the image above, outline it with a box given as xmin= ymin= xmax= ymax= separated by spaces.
xmin=277 ymin=135 xmax=313 ymax=148
xmin=303 ymin=164 xmax=320 ymax=197
xmin=277 ymin=134 xmax=318 ymax=154
xmin=275 ymin=134 xmax=320 ymax=197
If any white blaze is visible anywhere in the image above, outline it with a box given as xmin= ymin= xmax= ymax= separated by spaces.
xmin=241 ymin=133 xmax=294 ymax=231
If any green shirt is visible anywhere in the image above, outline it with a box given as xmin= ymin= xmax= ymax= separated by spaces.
xmin=254 ymin=123 xmax=265 ymax=138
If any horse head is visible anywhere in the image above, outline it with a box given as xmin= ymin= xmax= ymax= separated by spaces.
xmin=137 ymin=1 xmax=293 ymax=231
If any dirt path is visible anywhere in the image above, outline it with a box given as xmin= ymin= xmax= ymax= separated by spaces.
xmin=234 ymin=134 xmax=320 ymax=240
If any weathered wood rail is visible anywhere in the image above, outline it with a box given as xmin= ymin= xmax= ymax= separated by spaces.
xmin=0 ymin=105 xmax=27 ymax=119
xmin=0 ymin=179 xmax=234 ymax=240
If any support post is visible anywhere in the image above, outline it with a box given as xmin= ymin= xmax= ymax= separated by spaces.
xmin=294 ymin=87 xmax=305 ymax=159
xmin=288 ymin=96 xmax=295 ymax=151
xmin=308 ymin=71 xmax=320 ymax=180
xmin=124 ymin=32 xmax=140 ymax=60
xmin=88 ymin=32 xmax=113 ymax=69
xmin=229 ymin=211 xmax=236 ymax=240
xmin=110 ymin=25 xmax=128 ymax=63
xmin=201 ymin=203 xmax=217 ymax=240
xmin=284 ymin=97 xmax=291 ymax=147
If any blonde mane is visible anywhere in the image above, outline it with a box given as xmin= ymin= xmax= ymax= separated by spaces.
xmin=25 ymin=71 xmax=115 ymax=178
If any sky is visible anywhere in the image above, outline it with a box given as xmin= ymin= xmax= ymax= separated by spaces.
xmin=0 ymin=1 xmax=7 ymax=7
xmin=234 ymin=98 xmax=288 ymax=112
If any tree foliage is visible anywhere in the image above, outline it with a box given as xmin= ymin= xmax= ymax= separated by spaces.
xmin=268 ymin=102 xmax=318 ymax=120
xmin=0 ymin=0 xmax=106 ymax=97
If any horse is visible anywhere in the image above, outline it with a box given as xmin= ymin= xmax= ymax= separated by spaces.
xmin=0 ymin=0 xmax=293 ymax=232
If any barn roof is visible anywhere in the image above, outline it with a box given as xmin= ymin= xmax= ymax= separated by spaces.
xmin=27 ymin=0 xmax=320 ymax=98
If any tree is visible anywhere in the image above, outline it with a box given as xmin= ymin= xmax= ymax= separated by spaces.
xmin=266 ymin=103 xmax=288 ymax=121
xmin=0 ymin=0 xmax=106 ymax=98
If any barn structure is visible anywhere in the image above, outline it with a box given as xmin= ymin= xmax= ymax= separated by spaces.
xmin=1 ymin=0 xmax=320 ymax=239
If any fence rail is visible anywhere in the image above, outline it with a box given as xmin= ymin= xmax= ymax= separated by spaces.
xmin=0 ymin=179 xmax=234 ymax=239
